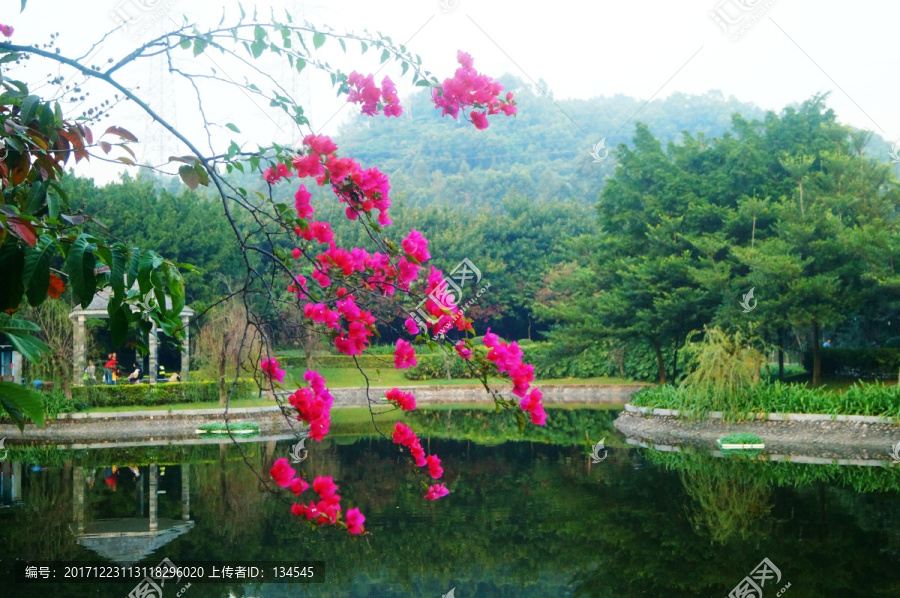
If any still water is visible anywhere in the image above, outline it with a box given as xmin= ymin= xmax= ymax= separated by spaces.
xmin=1 ymin=408 xmax=899 ymax=597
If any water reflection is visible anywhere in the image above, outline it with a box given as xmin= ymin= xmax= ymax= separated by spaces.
xmin=0 ymin=409 xmax=899 ymax=596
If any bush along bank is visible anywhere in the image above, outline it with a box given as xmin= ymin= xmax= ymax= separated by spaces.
xmin=71 ymin=380 xmax=257 ymax=408
xmin=630 ymin=380 xmax=900 ymax=421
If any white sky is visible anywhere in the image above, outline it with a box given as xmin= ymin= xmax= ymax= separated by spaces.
xmin=8 ymin=0 xmax=900 ymax=183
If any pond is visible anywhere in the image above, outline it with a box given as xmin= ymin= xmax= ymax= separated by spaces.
xmin=1 ymin=407 xmax=899 ymax=597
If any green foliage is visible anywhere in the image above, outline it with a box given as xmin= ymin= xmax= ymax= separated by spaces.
xmin=632 ymin=379 xmax=900 ymax=420
xmin=402 ymin=353 xmax=479 ymax=381
xmin=524 ymin=341 xmax=657 ymax=380
xmin=680 ymin=326 xmax=766 ymax=399
xmin=0 ymin=380 xmax=45 ymax=430
xmin=70 ymin=380 xmax=255 ymax=408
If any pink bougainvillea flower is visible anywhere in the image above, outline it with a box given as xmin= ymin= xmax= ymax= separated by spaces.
xmin=260 ymin=358 xmax=285 ymax=383
xmin=276 ymin=162 xmax=293 ymax=179
xmin=270 ymin=458 xmax=296 ymax=488
xmin=454 ymin=340 xmax=473 ymax=360
xmin=470 ymin=110 xmax=489 ymax=130
xmin=291 ymin=247 xmax=301 ymax=260
xmin=393 ymin=339 xmax=417 ymax=369
xmin=404 ymin=317 xmax=420 ymax=335
xmin=385 ymin=387 xmax=417 ymax=411
xmin=294 ymin=185 xmax=314 ymax=219
xmin=426 ymin=454 xmax=443 ymax=479
xmin=313 ymin=476 xmax=338 ymax=499
xmin=289 ymin=477 xmax=310 ymax=496
xmin=0 ymin=25 xmax=14 ymax=38
xmin=425 ymin=483 xmax=450 ymax=500
xmin=392 ymin=422 xmax=416 ymax=446
xmin=345 ymin=507 xmax=366 ymax=535
xmin=263 ymin=166 xmax=279 ymax=184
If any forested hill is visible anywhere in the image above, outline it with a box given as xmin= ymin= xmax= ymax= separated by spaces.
xmin=333 ymin=78 xmax=769 ymax=208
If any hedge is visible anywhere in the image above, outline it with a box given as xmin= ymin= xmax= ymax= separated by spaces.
xmin=71 ymin=380 xmax=256 ymax=408
xmin=802 ymin=348 xmax=900 ymax=379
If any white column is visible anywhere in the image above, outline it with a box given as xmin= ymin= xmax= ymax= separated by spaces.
xmin=149 ymin=464 xmax=158 ymax=532
xmin=148 ymin=327 xmax=158 ymax=384
xmin=72 ymin=314 xmax=86 ymax=385
xmin=180 ymin=316 xmax=190 ymax=381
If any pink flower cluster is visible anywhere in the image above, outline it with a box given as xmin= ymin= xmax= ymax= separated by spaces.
xmin=287 ymin=370 xmax=335 ymax=440
xmin=385 ymin=387 xmax=416 ymax=411
xmin=425 ymin=484 xmax=450 ymax=500
xmin=289 ymin=134 xmax=393 ymax=227
xmin=263 ymin=162 xmax=292 ymax=184
xmin=393 ymin=338 xmax=417 ymax=369
xmin=431 ymin=51 xmax=517 ymax=129
xmin=392 ymin=422 xmax=445 ymax=482
xmin=285 ymin=471 xmax=366 ymax=535
xmin=347 ymin=72 xmax=402 ymax=117
xmin=270 ymin=457 xmax=310 ymax=495
xmin=411 ymin=266 xmax=473 ymax=336
xmin=0 ymin=24 xmax=14 ymax=38
xmin=483 ymin=328 xmax=546 ymax=425
xmin=454 ymin=340 xmax=473 ymax=360
xmin=260 ymin=358 xmax=286 ymax=384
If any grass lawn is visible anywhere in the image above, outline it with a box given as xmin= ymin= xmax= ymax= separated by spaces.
xmin=80 ymin=396 xmax=274 ymax=413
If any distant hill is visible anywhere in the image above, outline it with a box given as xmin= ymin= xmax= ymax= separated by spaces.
xmin=333 ymin=78 xmax=769 ymax=208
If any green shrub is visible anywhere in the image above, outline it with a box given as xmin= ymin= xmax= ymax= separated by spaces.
xmin=71 ymin=380 xmax=255 ymax=408
xmin=631 ymin=380 xmax=900 ymax=420
xmin=403 ymin=353 xmax=480 ymax=381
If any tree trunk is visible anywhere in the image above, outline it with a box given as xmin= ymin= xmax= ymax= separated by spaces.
xmin=672 ymin=346 xmax=678 ymax=381
xmin=217 ymin=348 xmax=227 ymax=406
xmin=778 ymin=347 xmax=784 ymax=379
xmin=812 ymin=322 xmax=821 ymax=387
xmin=654 ymin=342 xmax=666 ymax=385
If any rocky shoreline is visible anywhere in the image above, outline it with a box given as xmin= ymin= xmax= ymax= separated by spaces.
xmin=614 ymin=410 xmax=900 ymax=461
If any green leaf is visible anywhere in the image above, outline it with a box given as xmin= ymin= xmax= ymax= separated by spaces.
xmin=0 ymin=381 xmax=45 ymax=431
xmin=20 ymin=94 xmax=40 ymax=124
xmin=225 ymin=122 xmax=241 ymax=133
xmin=23 ymin=234 xmax=55 ymax=306
xmin=178 ymin=164 xmax=200 ymax=190
xmin=109 ymin=243 xmax=128 ymax=297
xmin=295 ymin=57 xmax=306 ymax=73
xmin=0 ymin=239 xmax=25 ymax=311
xmin=64 ymin=234 xmax=97 ymax=309
xmin=5 ymin=330 xmax=49 ymax=364
xmin=179 ymin=37 xmax=191 ymax=50
xmin=338 ymin=38 xmax=346 ymax=53
xmin=312 ymin=32 xmax=326 ymax=49
xmin=194 ymin=163 xmax=210 ymax=187
xmin=192 ymin=38 xmax=207 ymax=56
xmin=380 ymin=49 xmax=390 ymax=64
xmin=109 ymin=303 xmax=130 ymax=347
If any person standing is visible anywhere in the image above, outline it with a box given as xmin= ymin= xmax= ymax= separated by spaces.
xmin=86 ymin=360 xmax=96 ymax=386
xmin=104 ymin=353 xmax=117 ymax=384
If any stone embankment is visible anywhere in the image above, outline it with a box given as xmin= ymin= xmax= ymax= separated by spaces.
xmin=0 ymin=384 xmax=648 ymax=444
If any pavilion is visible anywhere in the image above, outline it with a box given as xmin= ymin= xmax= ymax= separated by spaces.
xmin=68 ymin=290 xmax=194 ymax=384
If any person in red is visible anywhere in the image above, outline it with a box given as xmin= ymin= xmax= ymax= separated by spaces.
xmin=104 ymin=352 xmax=117 ymax=385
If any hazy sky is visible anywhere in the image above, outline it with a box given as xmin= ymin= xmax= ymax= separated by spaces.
xmin=9 ymin=0 xmax=899 ymax=182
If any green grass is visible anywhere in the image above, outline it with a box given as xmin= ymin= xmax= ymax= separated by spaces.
xmin=632 ymin=380 xmax=900 ymax=420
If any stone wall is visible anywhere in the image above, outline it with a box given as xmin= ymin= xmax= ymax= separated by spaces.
xmin=293 ymin=384 xmax=650 ymax=408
